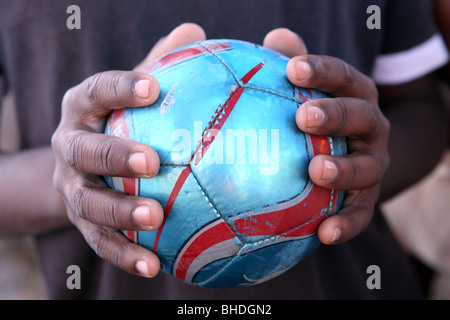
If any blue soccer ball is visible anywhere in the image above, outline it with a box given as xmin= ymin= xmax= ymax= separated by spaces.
xmin=104 ymin=39 xmax=346 ymax=288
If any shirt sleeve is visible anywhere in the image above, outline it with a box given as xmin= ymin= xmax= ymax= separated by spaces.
xmin=372 ymin=33 xmax=449 ymax=85
xmin=371 ymin=0 xmax=449 ymax=85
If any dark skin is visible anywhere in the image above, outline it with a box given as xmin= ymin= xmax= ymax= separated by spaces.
xmin=0 ymin=23 xmax=447 ymax=279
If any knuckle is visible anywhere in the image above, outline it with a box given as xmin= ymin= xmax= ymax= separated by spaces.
xmin=91 ymin=137 xmax=128 ymax=175
xmin=378 ymin=149 xmax=390 ymax=179
xmin=65 ymin=131 xmax=120 ymax=174
xmin=115 ymin=244 xmax=134 ymax=270
xmin=364 ymin=100 xmax=380 ymax=135
xmin=61 ymin=87 xmax=76 ymax=111
xmin=359 ymin=99 xmax=388 ymax=142
xmin=94 ymin=140 xmax=117 ymax=174
xmin=52 ymin=165 xmax=66 ymax=192
xmin=364 ymin=75 xmax=379 ymax=103
xmin=88 ymin=230 xmax=126 ymax=270
xmin=52 ymin=170 xmax=61 ymax=190
xmin=339 ymin=61 xmax=356 ymax=92
xmin=65 ymin=131 xmax=87 ymax=171
xmin=87 ymin=229 xmax=109 ymax=257
xmin=341 ymin=61 xmax=354 ymax=84
xmin=332 ymin=98 xmax=348 ymax=135
xmin=373 ymin=156 xmax=384 ymax=185
xmin=72 ymin=183 xmax=121 ymax=226
xmin=380 ymin=113 xmax=391 ymax=135
xmin=367 ymin=153 xmax=386 ymax=187
xmin=72 ymin=185 xmax=91 ymax=221
xmin=376 ymin=114 xmax=391 ymax=144
xmin=60 ymin=85 xmax=87 ymax=121
xmin=86 ymin=72 xmax=123 ymax=106
xmin=345 ymin=159 xmax=361 ymax=187
xmin=86 ymin=72 xmax=105 ymax=105
xmin=101 ymin=197 xmax=121 ymax=228
xmin=61 ymin=128 xmax=130 ymax=176
xmin=377 ymin=116 xmax=391 ymax=145
xmin=50 ymin=129 xmax=61 ymax=152
xmin=313 ymin=56 xmax=331 ymax=80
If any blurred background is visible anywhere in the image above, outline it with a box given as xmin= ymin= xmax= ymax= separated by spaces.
xmin=0 ymin=92 xmax=46 ymax=299
xmin=1 ymin=73 xmax=449 ymax=300
xmin=382 ymin=80 xmax=450 ymax=300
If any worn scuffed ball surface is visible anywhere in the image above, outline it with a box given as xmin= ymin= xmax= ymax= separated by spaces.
xmin=104 ymin=39 xmax=346 ymax=288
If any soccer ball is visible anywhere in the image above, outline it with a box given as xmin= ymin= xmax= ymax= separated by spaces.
xmin=104 ymin=39 xmax=346 ymax=288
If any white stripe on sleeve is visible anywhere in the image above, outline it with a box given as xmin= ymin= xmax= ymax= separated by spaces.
xmin=372 ymin=33 xmax=449 ymax=85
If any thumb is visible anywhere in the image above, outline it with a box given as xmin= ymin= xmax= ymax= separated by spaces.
xmin=263 ymin=28 xmax=308 ymax=58
xmin=134 ymin=22 xmax=207 ymax=71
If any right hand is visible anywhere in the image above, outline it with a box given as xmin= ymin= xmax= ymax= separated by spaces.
xmin=51 ymin=23 xmax=206 ymax=278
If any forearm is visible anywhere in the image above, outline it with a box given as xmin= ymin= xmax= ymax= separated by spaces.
xmin=0 ymin=146 xmax=69 ymax=237
xmin=378 ymin=75 xmax=449 ymax=202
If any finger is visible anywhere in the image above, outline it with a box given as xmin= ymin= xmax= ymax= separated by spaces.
xmin=308 ymin=154 xmax=386 ymax=191
xmin=317 ymin=190 xmax=376 ymax=244
xmin=59 ymin=129 xmax=160 ymax=178
xmin=69 ymin=183 xmax=164 ymax=231
xmin=263 ymin=28 xmax=308 ymax=58
xmin=62 ymin=70 xmax=160 ymax=124
xmin=135 ymin=22 xmax=207 ymax=70
xmin=76 ymin=218 xmax=160 ymax=277
xmin=296 ymin=97 xmax=387 ymax=139
xmin=287 ymin=55 xmax=378 ymax=103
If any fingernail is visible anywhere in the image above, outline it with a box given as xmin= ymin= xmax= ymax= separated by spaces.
xmin=128 ymin=152 xmax=148 ymax=175
xmin=134 ymin=79 xmax=151 ymax=99
xmin=296 ymin=61 xmax=312 ymax=81
xmin=332 ymin=228 xmax=342 ymax=243
xmin=135 ymin=260 xmax=151 ymax=278
xmin=305 ymin=106 xmax=325 ymax=128
xmin=322 ymin=160 xmax=338 ymax=181
xmin=132 ymin=205 xmax=153 ymax=228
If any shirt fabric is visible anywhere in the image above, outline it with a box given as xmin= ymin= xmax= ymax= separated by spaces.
xmin=0 ymin=0 xmax=447 ymax=299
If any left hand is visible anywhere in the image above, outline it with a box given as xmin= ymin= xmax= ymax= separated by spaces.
xmin=263 ymin=28 xmax=390 ymax=245
xmin=51 ymin=23 xmax=207 ymax=278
